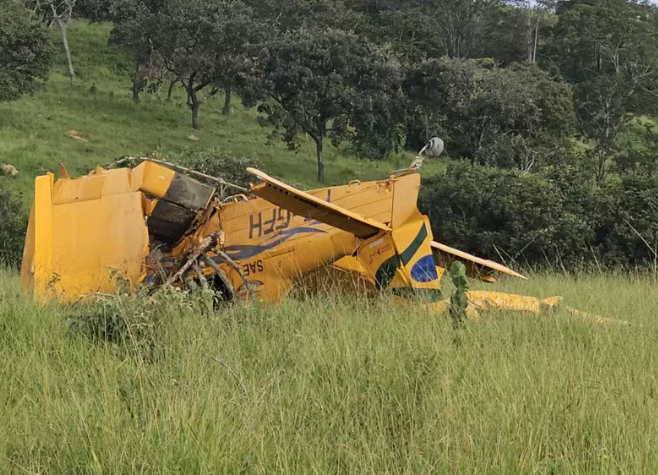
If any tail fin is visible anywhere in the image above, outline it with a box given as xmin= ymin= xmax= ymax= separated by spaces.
xmin=20 ymin=161 xmax=215 ymax=302
xmin=21 ymin=168 xmax=150 ymax=302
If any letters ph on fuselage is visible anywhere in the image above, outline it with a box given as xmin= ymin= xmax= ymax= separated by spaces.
xmin=248 ymin=190 xmax=332 ymax=239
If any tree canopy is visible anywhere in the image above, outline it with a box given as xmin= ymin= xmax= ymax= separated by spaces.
xmin=242 ymin=28 xmax=402 ymax=182
xmin=111 ymin=0 xmax=259 ymax=128
xmin=405 ymin=59 xmax=574 ymax=170
xmin=0 ymin=0 xmax=53 ymax=102
xmin=548 ymin=0 xmax=658 ymax=182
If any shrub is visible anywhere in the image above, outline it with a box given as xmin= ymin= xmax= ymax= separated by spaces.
xmin=420 ymin=162 xmax=658 ymax=272
xmin=0 ymin=185 xmax=27 ymax=267
xmin=419 ymin=162 xmax=593 ymax=270
xmin=167 ymin=148 xmax=265 ymax=195
xmin=67 ymin=286 xmax=214 ymax=361
xmin=592 ymin=174 xmax=658 ymax=269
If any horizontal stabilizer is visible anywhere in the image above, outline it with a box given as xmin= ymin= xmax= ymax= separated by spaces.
xmin=431 ymin=241 xmax=527 ymax=281
xmin=247 ymin=168 xmax=390 ymax=239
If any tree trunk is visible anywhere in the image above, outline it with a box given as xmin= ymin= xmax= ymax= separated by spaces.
xmin=55 ymin=19 xmax=75 ymax=84
xmin=595 ymin=148 xmax=607 ymax=184
xmin=190 ymin=92 xmax=200 ymax=129
xmin=532 ymin=10 xmax=543 ymax=63
xmin=131 ymin=63 xmax=141 ymax=103
xmin=223 ymin=86 xmax=232 ymax=116
xmin=167 ymin=80 xmax=177 ymax=101
xmin=315 ymin=137 xmax=325 ymax=183
xmin=525 ymin=13 xmax=534 ymax=63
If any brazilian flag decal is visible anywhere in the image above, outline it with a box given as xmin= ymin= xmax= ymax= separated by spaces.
xmin=375 ymin=254 xmax=400 ymax=290
xmin=374 ymin=223 xmax=430 ymax=290
xmin=400 ymin=224 xmax=428 ymax=266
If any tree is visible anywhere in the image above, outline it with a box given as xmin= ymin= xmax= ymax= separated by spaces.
xmin=242 ymin=28 xmax=401 ymax=182
xmin=0 ymin=0 xmax=53 ymax=102
xmin=248 ymin=0 xmax=360 ymax=32
xmin=351 ymin=0 xmax=498 ymax=63
xmin=405 ymin=58 xmax=575 ymax=171
xmin=28 ymin=0 xmax=78 ymax=84
xmin=111 ymin=0 xmax=256 ymax=129
xmin=547 ymin=0 xmax=658 ymax=183
xmin=501 ymin=0 xmax=557 ymax=63
xmin=616 ymin=123 xmax=658 ymax=177
xmin=435 ymin=0 xmax=498 ymax=59
xmin=76 ymin=0 xmax=111 ymax=21
xmin=214 ymin=39 xmax=261 ymax=117
xmin=347 ymin=70 xmax=407 ymax=160
xmin=354 ymin=2 xmax=443 ymax=64
xmin=479 ymin=1 xmax=558 ymax=66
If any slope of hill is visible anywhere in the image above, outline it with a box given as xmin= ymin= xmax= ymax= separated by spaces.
xmin=0 ymin=21 xmax=445 ymax=201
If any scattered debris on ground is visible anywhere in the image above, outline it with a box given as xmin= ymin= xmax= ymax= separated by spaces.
xmin=67 ymin=130 xmax=89 ymax=142
xmin=1 ymin=164 xmax=19 ymax=176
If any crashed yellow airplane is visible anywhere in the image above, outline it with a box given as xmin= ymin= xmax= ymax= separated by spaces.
xmin=20 ymin=156 xmax=615 ymax=323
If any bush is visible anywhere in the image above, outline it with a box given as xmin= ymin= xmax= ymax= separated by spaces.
xmin=419 ymin=162 xmax=593 ymax=270
xmin=67 ymin=286 xmax=214 ymax=361
xmin=592 ymin=174 xmax=658 ymax=269
xmin=167 ymin=148 xmax=265 ymax=196
xmin=0 ymin=185 xmax=27 ymax=267
xmin=420 ymin=162 xmax=658 ymax=272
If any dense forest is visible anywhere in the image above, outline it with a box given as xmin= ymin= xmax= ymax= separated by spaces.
xmin=3 ymin=0 xmax=658 ymax=271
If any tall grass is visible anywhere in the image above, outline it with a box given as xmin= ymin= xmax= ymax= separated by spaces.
xmin=2 ymin=268 xmax=658 ymax=473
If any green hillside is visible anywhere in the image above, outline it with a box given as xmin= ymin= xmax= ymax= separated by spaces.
xmin=0 ymin=21 xmax=445 ymax=201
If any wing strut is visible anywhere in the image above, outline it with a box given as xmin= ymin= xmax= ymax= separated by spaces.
xmin=431 ymin=241 xmax=527 ymax=281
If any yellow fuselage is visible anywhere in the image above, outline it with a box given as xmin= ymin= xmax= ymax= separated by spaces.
xmin=21 ymin=163 xmax=441 ymax=304
xmin=172 ymin=173 xmax=441 ymax=303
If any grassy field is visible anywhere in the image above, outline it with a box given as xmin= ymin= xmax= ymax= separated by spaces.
xmin=2 ymin=269 xmax=658 ymax=473
xmin=0 ymin=20 xmax=445 ymax=203
xmin=5 ymin=17 xmax=658 ymax=475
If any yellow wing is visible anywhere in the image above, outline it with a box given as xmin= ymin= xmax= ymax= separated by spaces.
xmin=247 ymin=168 xmax=391 ymax=239
xmin=431 ymin=241 xmax=527 ymax=281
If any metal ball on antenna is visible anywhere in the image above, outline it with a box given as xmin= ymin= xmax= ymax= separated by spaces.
xmin=409 ymin=137 xmax=444 ymax=171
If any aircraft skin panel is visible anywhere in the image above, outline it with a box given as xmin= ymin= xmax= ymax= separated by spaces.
xmin=338 ymin=216 xmax=442 ymax=302
xmin=217 ymin=184 xmax=394 ymax=242
xmin=247 ymin=168 xmax=391 ymax=239
xmin=22 ymin=169 xmax=150 ymax=302
xmin=130 ymin=161 xmax=175 ymax=198
xmin=391 ymin=217 xmax=442 ymax=295
xmin=354 ymin=232 xmax=398 ymax=287
xmin=332 ymin=256 xmax=369 ymax=276
xmin=391 ymin=173 xmax=422 ymax=228
xmin=48 ymin=193 xmax=149 ymax=299
xmin=21 ymin=173 xmax=55 ymax=300
xmin=201 ymin=229 xmax=360 ymax=303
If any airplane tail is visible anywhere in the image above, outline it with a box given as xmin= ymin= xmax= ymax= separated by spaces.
xmin=21 ymin=162 xmax=214 ymax=302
